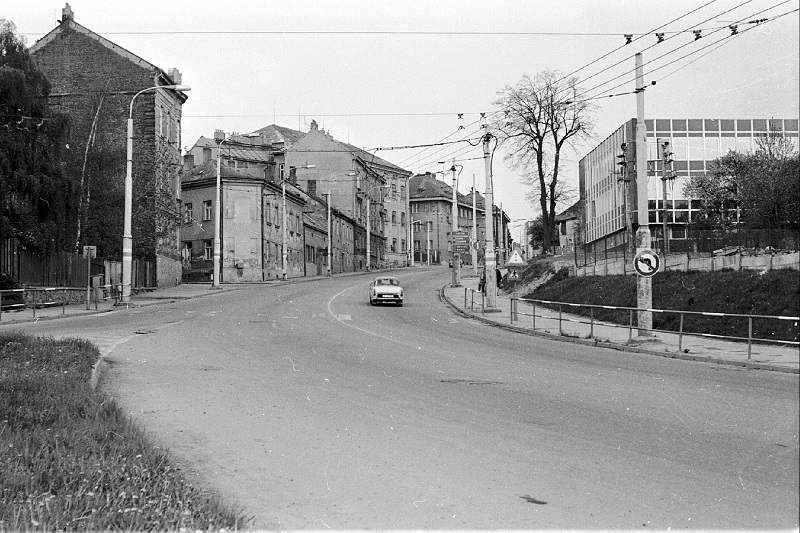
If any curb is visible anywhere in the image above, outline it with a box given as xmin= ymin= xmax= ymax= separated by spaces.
xmin=439 ymin=286 xmax=799 ymax=375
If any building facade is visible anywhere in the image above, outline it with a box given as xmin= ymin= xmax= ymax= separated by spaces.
xmin=180 ymin=159 xmax=307 ymax=282
xmin=409 ymin=173 xmax=510 ymax=266
xmin=578 ymin=118 xmax=800 ymax=255
xmin=30 ymin=4 xmax=188 ymax=287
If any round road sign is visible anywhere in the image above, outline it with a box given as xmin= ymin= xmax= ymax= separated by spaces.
xmin=634 ymin=249 xmax=660 ymax=277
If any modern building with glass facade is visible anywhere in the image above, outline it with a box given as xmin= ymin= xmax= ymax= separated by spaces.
xmin=578 ymin=118 xmax=799 ymax=254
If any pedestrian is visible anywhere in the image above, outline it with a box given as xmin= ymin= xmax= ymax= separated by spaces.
xmin=478 ymin=268 xmax=486 ymax=293
xmin=495 ymin=268 xmax=502 ymax=289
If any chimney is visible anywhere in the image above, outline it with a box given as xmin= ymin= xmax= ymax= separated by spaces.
xmin=183 ymin=153 xmax=195 ymax=171
xmin=168 ymin=68 xmax=182 ymax=85
xmin=62 ymin=3 xmax=74 ymax=22
xmin=309 ymin=120 xmax=318 ymax=132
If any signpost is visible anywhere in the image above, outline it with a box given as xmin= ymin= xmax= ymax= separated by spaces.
xmin=505 ymin=245 xmax=526 ymax=284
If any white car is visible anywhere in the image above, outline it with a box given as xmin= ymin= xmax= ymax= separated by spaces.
xmin=369 ymin=276 xmax=404 ymax=306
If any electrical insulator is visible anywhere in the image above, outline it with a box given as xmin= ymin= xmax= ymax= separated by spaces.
xmin=693 ymin=30 xmax=702 ymax=40
xmin=624 ymin=34 xmax=633 ymax=45
xmin=656 ymin=33 xmax=665 ymax=43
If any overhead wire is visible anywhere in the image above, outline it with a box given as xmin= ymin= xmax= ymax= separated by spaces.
xmin=583 ymin=2 xmax=796 ymax=100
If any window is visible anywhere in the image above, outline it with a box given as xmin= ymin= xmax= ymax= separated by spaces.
xmin=414 ymin=240 xmax=420 ymax=251
xmin=391 ymin=239 xmax=397 ymax=252
xmin=401 ymin=212 xmax=406 ymax=226
xmin=182 ymin=241 xmax=192 ymax=261
xmin=204 ymin=240 xmax=212 ymax=260
xmin=400 ymin=185 xmax=405 ymax=199
xmin=391 ymin=211 xmax=397 ymax=223
xmin=279 ymin=164 xmax=285 ymax=182
xmin=411 ymin=203 xmax=419 ymax=213
xmin=183 ymin=202 xmax=192 ymax=224
xmin=414 ymin=221 xmax=421 ymax=233
xmin=401 ymin=239 xmax=406 ymax=252
xmin=203 ymin=200 xmax=212 ymax=221
xmin=391 ymin=183 xmax=397 ymax=198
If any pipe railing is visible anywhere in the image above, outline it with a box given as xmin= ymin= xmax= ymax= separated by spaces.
xmin=0 ymin=283 xmax=126 ymax=321
xmin=509 ymin=297 xmax=799 ymax=359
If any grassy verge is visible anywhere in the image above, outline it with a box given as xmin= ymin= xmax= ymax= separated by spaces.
xmin=519 ymin=267 xmax=799 ymax=342
xmin=0 ymin=331 xmax=249 ymax=531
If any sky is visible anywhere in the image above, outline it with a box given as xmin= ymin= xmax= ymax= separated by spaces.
xmin=5 ymin=0 xmax=799 ymax=239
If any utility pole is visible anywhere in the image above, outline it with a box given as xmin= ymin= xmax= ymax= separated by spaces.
xmin=634 ymin=52 xmax=653 ymax=335
xmin=281 ymin=178 xmax=288 ymax=279
xmin=325 ymin=190 xmax=332 ymax=276
xmin=426 ymin=221 xmax=431 ymax=266
xmin=471 ymin=174 xmax=477 ymax=276
xmin=659 ymin=139 xmax=674 ymax=255
xmin=451 ymin=159 xmax=460 ymax=287
xmin=482 ymin=126 xmax=499 ymax=311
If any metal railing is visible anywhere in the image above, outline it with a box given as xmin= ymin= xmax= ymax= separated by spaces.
xmin=509 ymin=297 xmax=799 ymax=359
xmin=0 ymin=283 xmax=126 ymax=321
xmin=463 ymin=287 xmax=501 ymax=314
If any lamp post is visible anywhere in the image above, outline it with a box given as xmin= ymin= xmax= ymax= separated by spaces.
xmin=122 ymin=83 xmax=189 ymax=304
xmin=212 ymin=130 xmax=229 ymax=288
xmin=450 ymin=159 xmax=461 ymax=288
xmin=324 ymin=190 xmax=332 ymax=276
xmin=365 ymin=184 xmax=390 ymax=271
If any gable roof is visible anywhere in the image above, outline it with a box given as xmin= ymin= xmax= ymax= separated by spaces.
xmin=251 ymin=124 xmax=306 ymax=147
xmin=256 ymin=121 xmax=411 ymax=176
xmin=409 ymin=173 xmax=485 ymax=210
xmin=29 ymin=7 xmax=182 ymax=89
xmin=555 ymin=201 xmax=581 ymax=222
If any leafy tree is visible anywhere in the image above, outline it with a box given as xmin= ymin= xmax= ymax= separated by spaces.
xmin=0 ymin=19 xmax=71 ymax=252
xmin=684 ymin=131 xmax=799 ymax=238
xmin=526 ymin=214 xmax=557 ymax=250
xmin=494 ymin=70 xmax=596 ymax=253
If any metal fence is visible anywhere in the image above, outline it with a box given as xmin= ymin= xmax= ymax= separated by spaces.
xmin=508 ymin=296 xmax=799 ymax=359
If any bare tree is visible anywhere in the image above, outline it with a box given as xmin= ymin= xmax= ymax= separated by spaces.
xmin=494 ymin=70 xmax=596 ymax=253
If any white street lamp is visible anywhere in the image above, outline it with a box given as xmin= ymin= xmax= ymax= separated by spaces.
xmin=365 ymin=184 xmax=390 ymax=271
xmin=122 ymin=84 xmax=189 ymax=304
xmin=212 ymin=130 xmax=228 ymax=288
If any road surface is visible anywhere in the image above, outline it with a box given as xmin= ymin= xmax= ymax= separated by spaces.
xmin=10 ymin=268 xmax=799 ymax=529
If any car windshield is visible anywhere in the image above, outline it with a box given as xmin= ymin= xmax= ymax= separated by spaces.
xmin=376 ymin=278 xmax=399 ymax=286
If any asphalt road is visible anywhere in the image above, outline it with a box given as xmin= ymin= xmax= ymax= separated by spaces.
xmin=10 ymin=268 xmax=799 ymax=530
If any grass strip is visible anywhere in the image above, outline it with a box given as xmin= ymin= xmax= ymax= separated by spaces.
xmin=0 ymin=331 xmax=250 ymax=531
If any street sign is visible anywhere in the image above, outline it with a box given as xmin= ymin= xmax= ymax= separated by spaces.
xmin=505 ymin=248 xmax=526 ymax=267
xmin=509 ymin=268 xmax=519 ymax=279
xmin=634 ymin=249 xmax=660 ymax=277
xmin=83 ymin=245 xmax=96 ymax=259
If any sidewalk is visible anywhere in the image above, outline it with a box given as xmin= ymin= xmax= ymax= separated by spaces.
xmin=0 ymin=269 xmax=385 ymax=326
xmin=443 ymin=274 xmax=799 ymax=374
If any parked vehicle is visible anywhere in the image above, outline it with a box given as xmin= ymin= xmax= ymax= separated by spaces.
xmin=369 ymin=276 xmax=404 ymax=306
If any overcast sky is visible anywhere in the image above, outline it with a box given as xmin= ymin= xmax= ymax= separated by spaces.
xmin=6 ymin=0 xmax=799 ymax=234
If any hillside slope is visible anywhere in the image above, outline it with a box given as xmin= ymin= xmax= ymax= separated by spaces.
xmin=515 ymin=267 xmax=799 ymax=342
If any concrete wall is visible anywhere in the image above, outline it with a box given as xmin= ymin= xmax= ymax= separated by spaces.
xmin=572 ymin=251 xmax=799 ymax=277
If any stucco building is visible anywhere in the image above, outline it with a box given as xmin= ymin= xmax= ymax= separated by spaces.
xmin=30 ymin=4 xmax=188 ymax=287
xmin=409 ymin=173 xmax=510 ymax=266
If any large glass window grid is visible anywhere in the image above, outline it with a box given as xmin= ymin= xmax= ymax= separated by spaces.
xmin=583 ymin=119 xmax=798 ymax=243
